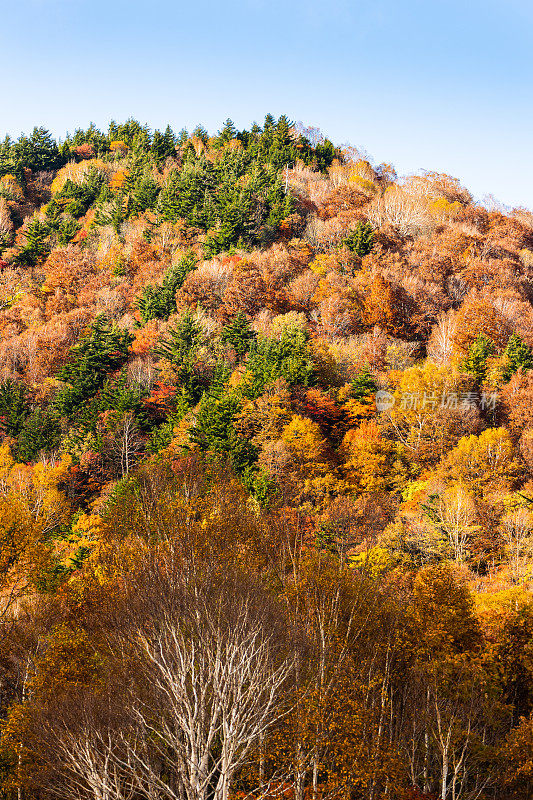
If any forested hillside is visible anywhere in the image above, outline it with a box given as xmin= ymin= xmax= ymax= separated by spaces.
xmin=1 ymin=115 xmax=533 ymax=800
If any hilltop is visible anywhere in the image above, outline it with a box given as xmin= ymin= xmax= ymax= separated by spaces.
xmin=1 ymin=115 xmax=533 ymax=800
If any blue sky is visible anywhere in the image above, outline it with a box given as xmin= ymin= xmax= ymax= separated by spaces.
xmin=2 ymin=0 xmax=532 ymax=208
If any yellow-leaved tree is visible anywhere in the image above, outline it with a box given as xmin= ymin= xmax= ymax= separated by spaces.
xmin=0 ymin=443 xmax=71 ymax=617
xmin=341 ymin=420 xmax=405 ymax=494
xmin=380 ymin=362 xmax=479 ymax=467
xmin=276 ymin=415 xmax=339 ymax=509
xmin=439 ymin=427 xmax=520 ymax=496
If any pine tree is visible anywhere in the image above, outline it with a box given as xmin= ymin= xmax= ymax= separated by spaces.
xmin=137 ymin=252 xmax=197 ymax=322
xmin=176 ymin=128 xmax=189 ymax=147
xmin=57 ymin=218 xmax=80 ymax=246
xmin=12 ymin=127 xmax=64 ymax=172
xmin=178 ymin=162 xmax=211 ymax=220
xmin=153 ymin=310 xmax=203 ymax=402
xmin=189 ymin=392 xmax=256 ymax=473
xmin=68 ymin=122 xmax=108 ymax=155
xmin=0 ymin=380 xmax=29 ymax=437
xmin=218 ymin=119 xmax=238 ymax=143
xmin=55 ymin=317 xmax=133 ymax=416
xmin=94 ymin=193 xmax=128 ymax=234
xmin=151 ymin=126 xmax=176 ymax=163
xmin=269 ymin=115 xmax=294 ymax=168
xmin=129 ymin=174 xmax=160 ymax=215
xmin=153 ymin=309 xmax=201 ymax=365
xmin=275 ymin=115 xmax=293 ymax=146
xmin=191 ymin=125 xmax=209 ymax=144
xmin=343 ymin=222 xmax=374 ymax=257
xmin=59 ymin=141 xmax=72 ymax=162
xmin=351 ymin=367 xmax=378 ymax=400
xmin=221 ymin=312 xmax=256 ymax=358
xmin=243 ymin=324 xmax=315 ymax=399
xmin=314 ymin=138 xmax=336 ymax=171
xmin=15 ymin=407 xmax=61 ymax=462
xmin=503 ymin=334 xmax=533 ymax=381
xmin=462 ymin=334 xmax=495 ymax=384
xmin=14 ymin=218 xmax=50 ymax=267
xmin=157 ymin=171 xmax=181 ymax=222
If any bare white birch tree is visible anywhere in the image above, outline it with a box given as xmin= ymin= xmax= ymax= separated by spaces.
xmin=125 ymin=577 xmax=293 ymax=800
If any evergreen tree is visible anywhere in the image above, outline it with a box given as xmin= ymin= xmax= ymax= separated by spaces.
xmin=55 ymin=167 xmax=107 ymax=219
xmin=268 ymin=115 xmax=294 ymax=168
xmin=243 ymin=323 xmax=315 ymax=399
xmin=59 ymin=141 xmax=72 ymax=162
xmin=217 ymin=118 xmax=238 ymax=143
xmin=68 ymin=122 xmax=109 ymax=155
xmin=95 ymin=194 xmax=127 ymax=234
xmin=205 ymin=195 xmax=248 ymax=256
xmin=109 ymin=118 xmax=149 ymax=149
xmin=90 ymin=373 xmax=149 ymax=430
xmin=462 ymin=334 xmax=495 ymax=384
xmin=314 ymin=138 xmax=336 ymax=171
xmin=189 ymin=392 xmax=256 ymax=473
xmin=177 ymin=160 xmax=214 ymax=221
xmin=129 ymin=174 xmax=160 ymax=215
xmin=191 ymin=125 xmax=209 ymax=144
xmin=503 ymin=334 xmax=533 ymax=381
xmin=157 ymin=171 xmax=181 ymax=222
xmin=153 ymin=310 xmax=201 ymax=365
xmin=14 ymin=218 xmax=50 ymax=266
xmin=0 ymin=380 xmax=29 ymax=437
xmin=151 ymin=125 xmax=176 ymax=163
xmin=153 ymin=310 xmax=203 ymax=402
xmin=15 ymin=407 xmax=61 ymax=462
xmin=146 ymin=390 xmax=192 ymax=454
xmin=55 ymin=317 xmax=133 ymax=416
xmin=351 ymin=367 xmax=378 ymax=400
xmin=44 ymin=200 xmax=62 ymax=230
xmin=0 ymin=136 xmax=15 ymax=180
xmin=176 ymin=128 xmax=189 ymax=147
xmin=343 ymin=222 xmax=374 ymax=257
xmin=57 ymin=217 xmax=81 ymax=246
xmin=137 ymin=252 xmax=197 ymax=322
xmin=220 ymin=312 xmax=256 ymax=358
xmin=12 ymin=127 xmax=64 ymax=172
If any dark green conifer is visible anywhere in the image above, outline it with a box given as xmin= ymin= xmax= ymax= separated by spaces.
xmin=503 ymin=334 xmax=533 ymax=381
xmin=137 ymin=252 xmax=197 ymax=322
xmin=55 ymin=317 xmax=133 ymax=416
xmin=15 ymin=407 xmax=61 ymax=462
xmin=343 ymin=222 xmax=374 ymax=257
xmin=221 ymin=312 xmax=256 ymax=359
xmin=351 ymin=367 xmax=378 ymax=400
xmin=0 ymin=380 xmax=29 ymax=437
xmin=462 ymin=335 xmax=495 ymax=384
xmin=14 ymin=218 xmax=50 ymax=266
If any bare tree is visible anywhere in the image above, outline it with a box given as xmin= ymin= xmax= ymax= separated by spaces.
xmin=29 ymin=689 xmax=138 ymax=800
xmin=111 ymin=412 xmax=143 ymax=478
xmin=501 ymin=508 xmax=533 ymax=581
xmin=435 ymin=485 xmax=479 ymax=563
xmin=124 ymin=572 xmax=294 ymax=800
xmin=28 ymin=563 xmax=292 ymax=800
xmin=428 ymin=312 xmax=458 ymax=365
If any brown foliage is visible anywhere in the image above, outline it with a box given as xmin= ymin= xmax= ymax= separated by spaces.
xmin=453 ymin=297 xmax=511 ymax=354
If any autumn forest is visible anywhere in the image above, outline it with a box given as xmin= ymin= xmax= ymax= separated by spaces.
xmin=0 ymin=116 xmax=533 ymax=800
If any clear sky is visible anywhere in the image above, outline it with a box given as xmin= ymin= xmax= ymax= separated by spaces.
xmin=2 ymin=0 xmax=532 ymax=208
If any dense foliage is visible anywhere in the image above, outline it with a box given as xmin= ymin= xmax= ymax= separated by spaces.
xmin=0 ymin=114 xmax=533 ymax=800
